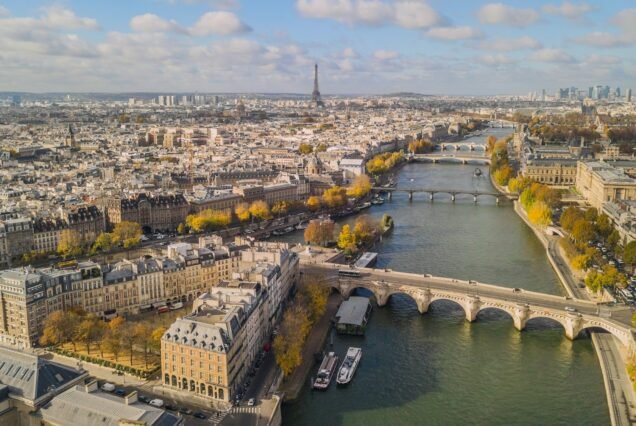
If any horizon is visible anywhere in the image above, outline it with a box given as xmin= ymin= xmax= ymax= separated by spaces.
xmin=1 ymin=1 xmax=635 ymax=95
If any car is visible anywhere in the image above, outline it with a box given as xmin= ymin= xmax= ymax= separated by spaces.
xmin=165 ymin=404 xmax=177 ymax=411
xmin=149 ymin=399 xmax=164 ymax=408
xmin=101 ymin=383 xmax=115 ymax=392
xmin=564 ymin=306 xmax=577 ymax=312
xmin=179 ymin=407 xmax=193 ymax=415
xmin=512 ymin=288 xmax=521 ymax=292
xmin=193 ymin=412 xmax=207 ymax=419
xmin=114 ymin=388 xmax=126 ymax=397
xmin=138 ymin=395 xmax=151 ymax=404
xmin=247 ymin=398 xmax=256 ymax=406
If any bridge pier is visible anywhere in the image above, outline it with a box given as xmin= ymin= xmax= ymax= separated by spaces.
xmin=564 ymin=314 xmax=583 ymax=341
xmin=465 ymin=296 xmax=481 ymax=322
xmin=415 ymin=290 xmax=432 ymax=314
xmin=387 ymin=191 xmax=392 ymax=201
xmin=473 ymin=195 xmax=477 ymax=203
xmin=408 ymin=191 xmax=413 ymax=202
xmin=513 ymin=304 xmax=529 ymax=332
xmin=429 ymin=193 xmax=434 ymax=201
xmin=462 ymin=159 xmax=467 ymax=164
xmin=495 ymin=197 xmax=500 ymax=205
xmin=451 ymin=193 xmax=455 ymax=202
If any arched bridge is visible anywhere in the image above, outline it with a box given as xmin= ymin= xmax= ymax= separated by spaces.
xmin=437 ymin=143 xmax=487 ymax=152
xmin=371 ymin=187 xmax=518 ymax=203
xmin=411 ymin=153 xmax=491 ymax=165
xmin=304 ymin=264 xmax=636 ymax=351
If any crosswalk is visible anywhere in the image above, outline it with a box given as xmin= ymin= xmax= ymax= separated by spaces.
xmin=231 ymin=406 xmax=261 ymax=414
xmin=207 ymin=406 xmax=261 ymax=424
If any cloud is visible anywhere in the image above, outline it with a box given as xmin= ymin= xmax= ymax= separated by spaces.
xmin=574 ymin=31 xmax=630 ymax=47
xmin=130 ymin=14 xmax=183 ymax=33
xmin=296 ymin=0 xmax=441 ymax=29
xmin=583 ymin=54 xmax=622 ymax=65
xmin=613 ymin=9 xmax=636 ymax=37
xmin=530 ymin=48 xmax=575 ymax=63
xmin=542 ymin=2 xmax=592 ymax=20
xmin=480 ymin=36 xmax=541 ymax=51
xmin=425 ymin=26 xmax=483 ymax=41
xmin=190 ymin=11 xmax=251 ymax=36
xmin=0 ymin=5 xmax=9 ymax=17
xmin=478 ymin=54 xmax=515 ymax=66
xmin=476 ymin=3 xmax=539 ymax=27
xmin=373 ymin=49 xmax=399 ymax=61
xmin=41 ymin=6 xmax=100 ymax=30
xmin=342 ymin=47 xmax=358 ymax=58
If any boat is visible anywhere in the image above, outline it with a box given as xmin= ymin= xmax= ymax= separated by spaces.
xmin=371 ymin=197 xmax=384 ymax=205
xmin=336 ymin=347 xmax=362 ymax=385
xmin=296 ymin=221 xmax=308 ymax=230
xmin=272 ymin=229 xmax=286 ymax=236
xmin=313 ymin=352 xmax=339 ymax=390
xmin=359 ymin=202 xmax=372 ymax=210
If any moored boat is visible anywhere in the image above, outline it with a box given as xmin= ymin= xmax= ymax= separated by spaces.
xmin=313 ymin=352 xmax=339 ymax=390
xmin=336 ymin=347 xmax=362 ymax=385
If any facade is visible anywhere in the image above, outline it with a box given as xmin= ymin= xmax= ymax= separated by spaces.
xmin=106 ymin=193 xmax=189 ymax=232
xmin=60 ymin=205 xmax=105 ymax=245
xmin=576 ymin=161 xmax=636 ymax=209
xmin=32 ymin=218 xmax=67 ymax=254
xmin=522 ymin=159 xmax=578 ymax=187
xmin=0 ymin=218 xmax=34 ymax=267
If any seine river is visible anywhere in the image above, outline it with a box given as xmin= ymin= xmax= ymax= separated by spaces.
xmin=279 ymin=128 xmax=609 ymax=426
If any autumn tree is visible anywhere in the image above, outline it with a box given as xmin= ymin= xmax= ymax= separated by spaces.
xmin=133 ymin=323 xmax=153 ymax=368
xmin=571 ymin=218 xmax=595 ymax=244
xmin=528 ymin=202 xmax=552 ymax=227
xmin=249 ymin=200 xmax=271 ymax=221
xmin=298 ymin=143 xmax=313 ymax=155
xmin=57 ymin=229 xmax=83 ymax=258
xmin=316 ymin=143 xmax=327 ymax=152
xmin=337 ymin=224 xmax=357 ymax=254
xmin=322 ymin=186 xmax=348 ymax=209
xmin=560 ymin=207 xmax=584 ymax=233
xmin=352 ymin=215 xmax=379 ymax=245
xmin=300 ymin=280 xmax=330 ymax=322
xmin=150 ymin=326 xmax=167 ymax=352
xmin=304 ymin=220 xmax=337 ymax=246
xmin=112 ymin=221 xmax=142 ymax=248
xmin=306 ymin=196 xmax=322 ymax=212
xmin=346 ymin=174 xmax=372 ymax=199
xmin=596 ymin=214 xmax=613 ymax=239
xmin=234 ymin=202 xmax=251 ymax=222
xmin=271 ymin=201 xmax=290 ymax=217
xmin=40 ymin=311 xmax=72 ymax=347
xmin=75 ymin=315 xmax=103 ymax=355
xmin=493 ymin=164 xmax=513 ymax=186
xmin=185 ymin=209 xmax=232 ymax=232
xmin=91 ymin=232 xmax=113 ymax=254
xmin=102 ymin=332 xmax=122 ymax=362
xmin=120 ymin=323 xmax=137 ymax=366
xmin=624 ymin=241 xmax=636 ymax=268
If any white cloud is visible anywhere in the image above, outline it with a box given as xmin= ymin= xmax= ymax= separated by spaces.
xmin=542 ymin=2 xmax=592 ymax=20
xmin=373 ymin=49 xmax=399 ymax=61
xmin=425 ymin=26 xmax=483 ymax=41
xmin=613 ymin=9 xmax=636 ymax=37
xmin=583 ymin=54 xmax=622 ymax=65
xmin=478 ymin=54 xmax=515 ymax=66
xmin=190 ymin=11 xmax=251 ymax=36
xmin=296 ymin=0 xmax=441 ymax=29
xmin=480 ymin=36 xmax=541 ymax=51
xmin=0 ymin=5 xmax=9 ymax=17
xmin=476 ymin=3 xmax=539 ymax=27
xmin=530 ymin=48 xmax=574 ymax=63
xmin=41 ymin=6 xmax=100 ymax=30
xmin=342 ymin=47 xmax=358 ymax=58
xmin=130 ymin=14 xmax=183 ymax=33
xmin=574 ymin=32 xmax=630 ymax=47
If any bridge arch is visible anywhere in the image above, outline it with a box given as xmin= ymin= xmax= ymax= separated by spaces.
xmin=428 ymin=295 xmax=469 ymax=320
xmin=525 ymin=313 xmax=568 ymax=331
xmin=475 ymin=305 xmax=515 ymax=322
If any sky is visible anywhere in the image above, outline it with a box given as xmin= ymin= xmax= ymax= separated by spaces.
xmin=1 ymin=0 xmax=635 ymax=95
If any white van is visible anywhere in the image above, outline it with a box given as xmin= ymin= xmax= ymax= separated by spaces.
xmin=101 ymin=383 xmax=115 ymax=392
xmin=149 ymin=399 xmax=164 ymax=408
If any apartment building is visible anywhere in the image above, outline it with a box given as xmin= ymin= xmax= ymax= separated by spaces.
xmin=576 ymin=161 xmax=636 ymax=209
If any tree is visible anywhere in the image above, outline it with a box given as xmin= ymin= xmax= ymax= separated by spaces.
xmin=235 ymin=203 xmax=251 ymax=222
xmin=493 ymin=165 xmax=513 ymax=186
xmin=91 ymin=232 xmax=113 ymax=254
xmin=322 ymin=186 xmax=348 ymax=209
xmin=177 ymin=223 xmax=186 ymax=235
xmin=39 ymin=311 xmax=69 ymax=347
xmin=249 ymin=201 xmax=271 ymax=221
xmin=584 ymin=207 xmax=598 ymax=222
xmin=624 ymin=241 xmax=636 ymax=268
xmin=486 ymin=135 xmax=497 ymax=152
xmin=346 ymin=175 xmax=372 ymax=199
xmin=352 ymin=215 xmax=379 ymax=245
xmin=306 ymin=196 xmax=322 ymax=212
xmin=607 ymin=230 xmax=620 ymax=251
xmin=102 ymin=332 xmax=122 ymax=362
xmin=337 ymin=224 xmax=357 ymax=254
xmin=301 ymin=280 xmax=330 ymax=322
xmin=519 ymin=188 xmax=536 ymax=210
xmin=571 ymin=218 xmax=595 ymax=244
xmin=133 ymin=323 xmax=153 ymax=368
xmin=186 ymin=209 xmax=232 ymax=232
xmin=596 ymin=214 xmax=613 ymax=239
xmin=316 ymin=143 xmax=327 ymax=152
xmin=560 ymin=207 xmax=584 ymax=233
xmin=528 ymin=202 xmax=552 ymax=227
xmin=298 ymin=143 xmax=313 ymax=155
xmin=75 ymin=315 xmax=103 ymax=355
xmin=271 ymin=201 xmax=290 ymax=217
xmin=304 ymin=220 xmax=337 ymax=246
xmin=150 ymin=326 xmax=167 ymax=352
xmin=58 ymin=229 xmax=83 ymax=258
xmin=112 ymin=221 xmax=142 ymax=248
xmin=120 ymin=323 xmax=137 ymax=366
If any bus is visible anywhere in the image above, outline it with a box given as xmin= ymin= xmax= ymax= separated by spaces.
xmin=338 ymin=270 xmax=362 ymax=278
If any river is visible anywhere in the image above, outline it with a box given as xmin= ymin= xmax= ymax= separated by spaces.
xmin=279 ymin=128 xmax=609 ymax=426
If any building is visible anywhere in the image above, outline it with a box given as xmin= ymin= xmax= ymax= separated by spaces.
xmin=0 ymin=217 xmax=34 ymax=267
xmin=0 ymin=346 xmax=88 ymax=425
xmin=39 ymin=380 xmax=182 ymax=426
xmin=522 ymin=158 xmax=578 ymax=187
xmin=32 ymin=218 xmax=67 ymax=254
xmin=60 ymin=205 xmax=105 ymax=245
xmin=106 ymin=193 xmax=189 ymax=232
xmin=576 ymin=161 xmax=636 ymax=209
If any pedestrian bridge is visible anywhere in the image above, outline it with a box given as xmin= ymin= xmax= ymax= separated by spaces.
xmin=371 ymin=187 xmax=517 ymax=203
xmin=411 ymin=154 xmax=491 ymax=165
xmin=304 ymin=264 xmax=636 ymax=351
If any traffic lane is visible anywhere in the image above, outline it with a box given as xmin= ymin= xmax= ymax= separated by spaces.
xmin=95 ymin=380 xmax=218 ymax=425
xmin=243 ymin=350 xmax=276 ymax=401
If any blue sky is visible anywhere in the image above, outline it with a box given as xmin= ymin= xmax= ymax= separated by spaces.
xmin=1 ymin=0 xmax=635 ymax=95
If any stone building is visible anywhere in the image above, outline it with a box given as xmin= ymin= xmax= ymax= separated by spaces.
xmin=106 ymin=193 xmax=189 ymax=232
xmin=576 ymin=161 xmax=636 ymax=209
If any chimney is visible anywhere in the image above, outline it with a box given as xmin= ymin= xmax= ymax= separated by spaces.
xmin=125 ymin=390 xmax=138 ymax=405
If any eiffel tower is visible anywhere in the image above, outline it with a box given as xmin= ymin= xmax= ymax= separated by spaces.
xmin=311 ymin=63 xmax=324 ymax=108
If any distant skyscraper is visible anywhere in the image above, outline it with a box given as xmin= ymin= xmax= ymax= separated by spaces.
xmin=541 ymin=89 xmax=546 ymax=102
xmin=11 ymin=95 xmax=21 ymax=107
xmin=311 ymin=63 xmax=324 ymax=107
xmin=588 ymin=87 xmax=593 ymax=98
xmin=627 ymin=89 xmax=632 ymax=102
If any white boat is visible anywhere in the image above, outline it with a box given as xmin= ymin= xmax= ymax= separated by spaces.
xmin=371 ymin=197 xmax=384 ymax=205
xmin=296 ymin=221 xmax=308 ymax=230
xmin=313 ymin=352 xmax=339 ymax=390
xmin=359 ymin=202 xmax=372 ymax=210
xmin=336 ymin=347 xmax=362 ymax=385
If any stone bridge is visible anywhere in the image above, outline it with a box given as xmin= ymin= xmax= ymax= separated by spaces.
xmin=304 ymin=264 xmax=635 ymax=351
xmin=371 ymin=187 xmax=518 ymax=203
xmin=438 ymin=143 xmax=487 ymax=151
xmin=411 ymin=154 xmax=491 ymax=165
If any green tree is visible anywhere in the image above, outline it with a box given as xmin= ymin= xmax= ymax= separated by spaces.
xmin=596 ymin=214 xmax=613 ymax=239
xmin=571 ymin=218 xmax=595 ymax=244
xmin=624 ymin=241 xmax=636 ymax=268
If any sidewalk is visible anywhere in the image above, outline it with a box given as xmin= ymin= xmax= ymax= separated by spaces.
xmin=278 ymin=292 xmax=342 ymax=401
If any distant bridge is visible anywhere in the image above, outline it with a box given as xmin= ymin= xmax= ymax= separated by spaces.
xmin=437 ymin=143 xmax=487 ymax=152
xmin=303 ymin=263 xmax=635 ymax=350
xmin=372 ymin=187 xmax=517 ymax=203
xmin=410 ymin=153 xmax=491 ymax=165
xmin=488 ymin=120 xmax=515 ymax=129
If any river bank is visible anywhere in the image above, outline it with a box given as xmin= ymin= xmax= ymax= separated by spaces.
xmin=490 ymin=164 xmax=636 ymax=425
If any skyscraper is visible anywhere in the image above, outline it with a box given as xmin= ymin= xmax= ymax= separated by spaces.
xmin=311 ymin=63 xmax=324 ymax=107
xmin=627 ymin=89 xmax=632 ymax=103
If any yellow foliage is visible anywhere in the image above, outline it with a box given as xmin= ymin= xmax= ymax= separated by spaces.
xmin=249 ymin=201 xmax=271 ymax=221
xmin=186 ymin=209 xmax=231 ymax=232
xmin=306 ymin=196 xmax=322 ymax=211
xmin=528 ymin=201 xmax=552 ymax=227
xmin=234 ymin=203 xmax=251 ymax=222
xmin=322 ymin=186 xmax=348 ymax=209
xmin=346 ymin=175 xmax=372 ymax=198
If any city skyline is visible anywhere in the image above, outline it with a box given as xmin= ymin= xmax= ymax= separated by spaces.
xmin=1 ymin=0 xmax=636 ymax=95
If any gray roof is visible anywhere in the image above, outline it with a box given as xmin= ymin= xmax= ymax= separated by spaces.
xmin=336 ymin=296 xmax=370 ymax=326
xmin=0 ymin=346 xmax=86 ymax=405
xmin=39 ymin=385 xmax=182 ymax=426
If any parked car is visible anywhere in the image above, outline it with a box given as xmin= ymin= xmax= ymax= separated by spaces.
xmin=149 ymin=399 xmax=164 ymax=408
xmin=193 ymin=412 xmax=207 ymax=419
xmin=165 ymin=404 xmax=177 ymax=411
xmin=179 ymin=407 xmax=193 ymax=416
xmin=138 ymin=395 xmax=151 ymax=403
xmin=101 ymin=383 xmax=115 ymax=392
xmin=114 ymin=388 xmax=126 ymax=397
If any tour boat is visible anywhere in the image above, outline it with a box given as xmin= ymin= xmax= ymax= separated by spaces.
xmin=360 ymin=202 xmax=372 ymax=210
xmin=371 ymin=197 xmax=384 ymax=205
xmin=296 ymin=221 xmax=308 ymax=230
xmin=336 ymin=347 xmax=362 ymax=385
xmin=313 ymin=352 xmax=339 ymax=390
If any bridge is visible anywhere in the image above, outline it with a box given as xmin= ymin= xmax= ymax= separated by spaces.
xmin=487 ymin=120 xmax=515 ymax=128
xmin=437 ymin=143 xmax=487 ymax=152
xmin=303 ymin=263 xmax=636 ymax=351
xmin=411 ymin=153 xmax=491 ymax=165
xmin=371 ymin=187 xmax=517 ymax=203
